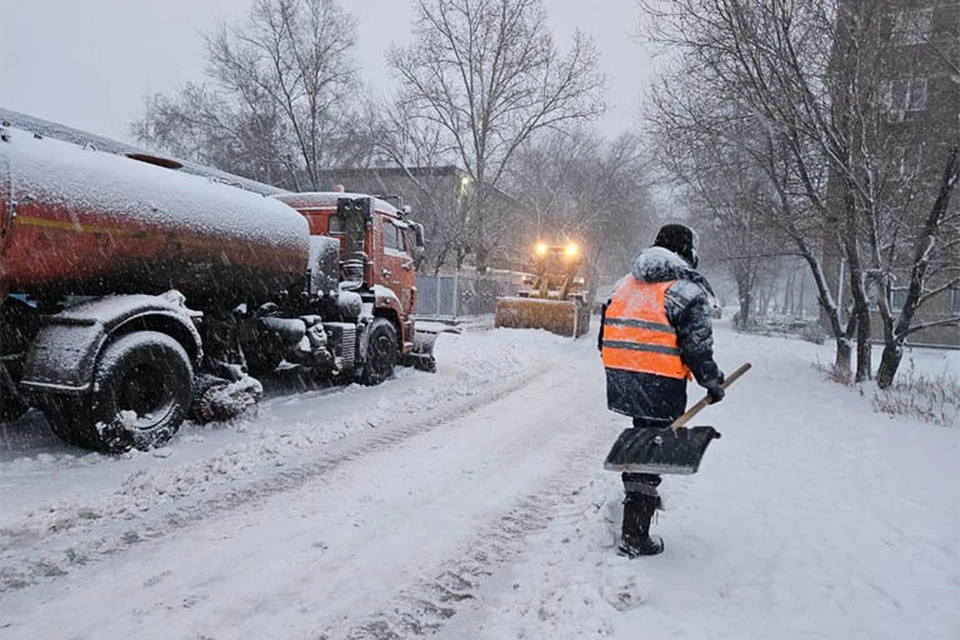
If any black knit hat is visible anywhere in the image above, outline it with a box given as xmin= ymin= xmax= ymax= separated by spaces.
xmin=654 ymin=223 xmax=700 ymax=268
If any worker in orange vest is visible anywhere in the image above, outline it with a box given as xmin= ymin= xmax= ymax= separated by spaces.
xmin=599 ymin=223 xmax=725 ymax=557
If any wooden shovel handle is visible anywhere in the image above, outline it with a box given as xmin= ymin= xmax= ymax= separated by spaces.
xmin=671 ymin=362 xmax=752 ymax=429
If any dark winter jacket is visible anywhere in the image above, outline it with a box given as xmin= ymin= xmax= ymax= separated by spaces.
xmin=600 ymin=247 xmax=723 ymax=422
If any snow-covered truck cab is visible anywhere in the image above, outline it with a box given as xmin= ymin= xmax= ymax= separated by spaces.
xmin=272 ymin=191 xmax=429 ymax=368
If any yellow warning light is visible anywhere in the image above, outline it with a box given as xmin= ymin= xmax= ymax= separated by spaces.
xmin=534 ymin=241 xmax=549 ymax=257
xmin=564 ymin=242 xmax=579 ymax=259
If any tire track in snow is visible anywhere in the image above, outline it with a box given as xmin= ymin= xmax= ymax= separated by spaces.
xmin=334 ymin=422 xmax=611 ymax=640
xmin=0 ymin=362 xmax=555 ymax=594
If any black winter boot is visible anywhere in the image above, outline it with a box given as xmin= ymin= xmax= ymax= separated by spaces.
xmin=618 ymin=492 xmax=664 ymax=557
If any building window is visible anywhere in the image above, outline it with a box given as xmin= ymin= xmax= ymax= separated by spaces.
xmin=890 ymin=9 xmax=933 ymax=45
xmin=953 ymin=288 xmax=960 ymax=317
xmin=892 ymin=146 xmax=922 ymax=179
xmin=890 ymin=288 xmax=909 ymax=313
xmin=886 ymin=78 xmax=927 ymax=121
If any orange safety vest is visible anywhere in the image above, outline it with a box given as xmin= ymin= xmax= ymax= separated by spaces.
xmin=601 ymin=278 xmax=692 ymax=380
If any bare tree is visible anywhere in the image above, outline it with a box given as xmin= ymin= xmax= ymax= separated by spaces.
xmin=641 ymin=1 xmax=848 ymax=373
xmin=642 ymin=0 xmax=957 ymax=384
xmin=368 ymin=101 xmax=474 ymax=273
xmin=874 ymin=143 xmax=960 ymax=388
xmin=508 ymin=127 xmax=656 ymax=287
xmin=696 ymin=184 xmax=783 ymax=330
xmin=388 ymin=0 xmax=606 ymax=271
xmin=651 ymin=102 xmax=790 ymax=329
xmin=134 ymin=0 xmax=367 ymax=189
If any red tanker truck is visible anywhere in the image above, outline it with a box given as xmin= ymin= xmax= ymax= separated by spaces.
xmin=0 ymin=124 xmax=436 ymax=452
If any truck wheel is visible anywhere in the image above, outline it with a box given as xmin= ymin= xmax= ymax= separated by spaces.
xmin=359 ymin=318 xmax=398 ymax=386
xmin=46 ymin=332 xmax=193 ymax=453
xmin=45 ymin=396 xmax=97 ymax=449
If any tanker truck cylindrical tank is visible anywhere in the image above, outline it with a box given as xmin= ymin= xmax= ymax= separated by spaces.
xmin=0 ymin=127 xmax=310 ymax=307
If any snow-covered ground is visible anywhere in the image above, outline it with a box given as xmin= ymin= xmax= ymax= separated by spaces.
xmin=0 ymin=322 xmax=957 ymax=639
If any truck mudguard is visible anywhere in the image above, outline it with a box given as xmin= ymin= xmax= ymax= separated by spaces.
xmin=20 ymin=292 xmax=202 ymax=395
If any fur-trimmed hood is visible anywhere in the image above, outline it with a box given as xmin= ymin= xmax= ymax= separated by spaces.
xmin=630 ymin=246 xmax=693 ymax=280
xmin=629 ymin=246 xmax=715 ymax=297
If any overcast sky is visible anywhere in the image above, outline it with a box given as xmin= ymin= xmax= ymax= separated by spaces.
xmin=1 ymin=0 xmax=655 ymax=144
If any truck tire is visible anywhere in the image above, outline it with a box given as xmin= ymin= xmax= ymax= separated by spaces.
xmin=359 ymin=318 xmax=398 ymax=386
xmin=45 ymin=331 xmax=193 ymax=453
xmin=45 ymin=396 xmax=97 ymax=449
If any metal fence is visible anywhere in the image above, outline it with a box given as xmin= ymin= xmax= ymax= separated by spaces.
xmin=416 ymin=271 xmax=526 ymax=318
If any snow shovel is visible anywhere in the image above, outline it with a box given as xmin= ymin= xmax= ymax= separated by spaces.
xmin=603 ymin=363 xmax=752 ymax=475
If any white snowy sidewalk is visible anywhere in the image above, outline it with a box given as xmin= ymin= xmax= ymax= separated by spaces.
xmin=441 ymin=327 xmax=960 ymax=640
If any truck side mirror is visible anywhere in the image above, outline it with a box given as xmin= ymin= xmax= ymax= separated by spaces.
xmin=409 ymin=222 xmax=426 ymax=268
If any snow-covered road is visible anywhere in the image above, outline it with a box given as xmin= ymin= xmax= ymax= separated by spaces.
xmin=1 ymin=323 xmax=957 ymax=639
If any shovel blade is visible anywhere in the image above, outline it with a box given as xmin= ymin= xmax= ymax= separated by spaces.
xmin=604 ymin=426 xmax=721 ymax=475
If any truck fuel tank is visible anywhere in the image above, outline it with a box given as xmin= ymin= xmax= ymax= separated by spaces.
xmin=0 ymin=126 xmax=310 ymax=307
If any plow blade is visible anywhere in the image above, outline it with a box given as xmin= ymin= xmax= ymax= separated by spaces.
xmin=402 ymin=321 xmax=462 ymax=372
xmin=494 ymin=297 xmax=587 ymax=338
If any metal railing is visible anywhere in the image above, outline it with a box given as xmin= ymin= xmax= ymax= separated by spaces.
xmin=416 ymin=271 xmax=526 ymax=318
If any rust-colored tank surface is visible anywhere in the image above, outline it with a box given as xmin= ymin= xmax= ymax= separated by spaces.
xmin=0 ymin=127 xmax=310 ymax=306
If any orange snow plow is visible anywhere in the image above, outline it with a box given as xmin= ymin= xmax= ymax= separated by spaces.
xmin=494 ymin=241 xmax=590 ymax=338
